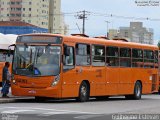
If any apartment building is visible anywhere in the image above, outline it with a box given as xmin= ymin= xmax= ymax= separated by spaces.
xmin=0 ymin=0 xmax=67 ymax=34
xmin=108 ymin=22 xmax=153 ymax=44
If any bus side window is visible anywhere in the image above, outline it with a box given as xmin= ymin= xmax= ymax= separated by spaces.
xmin=144 ymin=50 xmax=154 ymax=68
xmin=120 ymin=47 xmax=131 ymax=67
xmin=76 ymin=44 xmax=90 ymax=66
xmin=106 ymin=46 xmax=119 ymax=67
xmin=154 ymin=50 xmax=158 ymax=68
xmin=132 ymin=49 xmax=143 ymax=68
xmin=63 ymin=46 xmax=75 ymax=71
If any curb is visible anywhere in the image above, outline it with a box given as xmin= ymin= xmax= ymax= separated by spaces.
xmin=0 ymin=97 xmax=34 ymax=104
xmin=0 ymin=98 xmax=16 ymax=104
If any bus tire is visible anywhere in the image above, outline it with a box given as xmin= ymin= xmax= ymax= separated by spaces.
xmin=133 ymin=81 xmax=142 ymax=100
xmin=77 ymin=81 xmax=89 ymax=102
xmin=125 ymin=81 xmax=142 ymax=100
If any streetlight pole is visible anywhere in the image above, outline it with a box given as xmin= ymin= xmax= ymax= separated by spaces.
xmin=105 ymin=21 xmax=110 ymax=37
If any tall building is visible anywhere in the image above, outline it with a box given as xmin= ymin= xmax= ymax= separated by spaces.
xmin=0 ymin=0 xmax=67 ymax=34
xmin=108 ymin=22 xmax=153 ymax=44
xmin=108 ymin=29 xmax=118 ymax=40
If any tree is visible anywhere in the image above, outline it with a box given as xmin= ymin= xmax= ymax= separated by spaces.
xmin=157 ymin=41 xmax=160 ymax=50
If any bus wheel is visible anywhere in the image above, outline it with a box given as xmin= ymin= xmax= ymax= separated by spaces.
xmin=77 ymin=81 xmax=89 ymax=102
xmin=133 ymin=81 xmax=142 ymax=100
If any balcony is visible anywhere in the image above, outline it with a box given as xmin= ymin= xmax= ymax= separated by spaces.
xmin=9 ymin=16 xmax=21 ymax=21
xmin=10 ymin=4 xmax=22 ymax=8
xmin=10 ymin=11 xmax=22 ymax=14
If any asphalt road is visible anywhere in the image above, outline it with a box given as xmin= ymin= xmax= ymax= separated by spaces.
xmin=0 ymin=94 xmax=160 ymax=120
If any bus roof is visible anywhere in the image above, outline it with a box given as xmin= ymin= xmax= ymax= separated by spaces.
xmin=18 ymin=33 xmax=158 ymax=50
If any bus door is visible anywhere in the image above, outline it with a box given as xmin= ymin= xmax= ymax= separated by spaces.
xmin=62 ymin=45 xmax=79 ymax=98
xmin=106 ymin=62 xmax=119 ymax=95
xmin=92 ymin=45 xmax=106 ymax=96
xmin=106 ymin=46 xmax=119 ymax=95
xmin=92 ymin=66 xmax=106 ymax=96
xmin=118 ymin=48 xmax=132 ymax=94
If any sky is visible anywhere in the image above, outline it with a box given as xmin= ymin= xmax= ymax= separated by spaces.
xmin=61 ymin=0 xmax=160 ymax=44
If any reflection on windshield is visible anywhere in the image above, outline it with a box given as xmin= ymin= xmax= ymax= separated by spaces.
xmin=13 ymin=45 xmax=61 ymax=76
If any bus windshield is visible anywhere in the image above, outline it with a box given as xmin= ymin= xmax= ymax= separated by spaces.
xmin=13 ymin=44 xmax=61 ymax=76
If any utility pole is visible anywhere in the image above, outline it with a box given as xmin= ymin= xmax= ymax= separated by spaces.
xmin=48 ymin=0 xmax=54 ymax=33
xmin=105 ymin=21 xmax=110 ymax=37
xmin=75 ymin=10 xmax=90 ymax=34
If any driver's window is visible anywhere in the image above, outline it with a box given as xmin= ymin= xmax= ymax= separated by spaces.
xmin=63 ymin=46 xmax=74 ymax=71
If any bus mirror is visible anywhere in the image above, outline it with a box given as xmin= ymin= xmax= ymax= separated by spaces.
xmin=8 ymin=44 xmax=15 ymax=57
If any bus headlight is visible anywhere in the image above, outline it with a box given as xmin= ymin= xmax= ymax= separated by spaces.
xmin=51 ymin=75 xmax=60 ymax=86
xmin=12 ymin=80 xmax=16 ymax=84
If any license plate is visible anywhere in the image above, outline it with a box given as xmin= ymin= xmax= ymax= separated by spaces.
xmin=28 ymin=90 xmax=36 ymax=94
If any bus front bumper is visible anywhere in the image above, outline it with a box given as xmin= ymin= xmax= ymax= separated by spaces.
xmin=11 ymin=85 xmax=61 ymax=98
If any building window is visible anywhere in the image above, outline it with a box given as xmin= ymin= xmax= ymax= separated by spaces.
xmin=124 ymin=31 xmax=128 ymax=37
xmin=29 ymin=2 xmax=32 ymax=5
xmin=23 ymin=8 xmax=25 ymax=11
xmin=29 ymin=8 xmax=31 ymax=11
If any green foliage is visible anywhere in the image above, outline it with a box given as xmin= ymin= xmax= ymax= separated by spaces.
xmin=158 ymin=41 xmax=160 ymax=49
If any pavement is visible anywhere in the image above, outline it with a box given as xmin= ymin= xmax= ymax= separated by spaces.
xmin=0 ymin=88 xmax=33 ymax=103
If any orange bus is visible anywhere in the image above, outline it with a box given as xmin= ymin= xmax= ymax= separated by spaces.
xmin=0 ymin=44 xmax=14 ymax=85
xmin=11 ymin=33 xmax=159 ymax=102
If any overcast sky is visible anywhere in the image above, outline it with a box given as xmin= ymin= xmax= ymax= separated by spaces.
xmin=61 ymin=0 xmax=160 ymax=44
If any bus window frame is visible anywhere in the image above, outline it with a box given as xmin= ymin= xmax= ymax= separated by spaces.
xmin=92 ymin=44 xmax=106 ymax=67
xmin=63 ymin=45 xmax=75 ymax=72
xmin=143 ymin=49 xmax=154 ymax=68
xmin=106 ymin=46 xmax=119 ymax=67
xmin=119 ymin=47 xmax=131 ymax=68
xmin=131 ymin=48 xmax=143 ymax=68
xmin=75 ymin=43 xmax=91 ymax=66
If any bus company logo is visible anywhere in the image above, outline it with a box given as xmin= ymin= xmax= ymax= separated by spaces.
xmin=135 ymin=0 xmax=160 ymax=6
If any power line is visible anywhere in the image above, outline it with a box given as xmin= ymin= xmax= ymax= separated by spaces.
xmin=0 ymin=11 xmax=160 ymax=21
xmin=90 ymin=12 xmax=160 ymax=21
